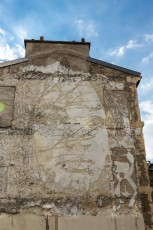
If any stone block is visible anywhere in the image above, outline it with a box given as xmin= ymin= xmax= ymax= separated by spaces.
xmin=58 ymin=214 xmax=145 ymax=230
xmin=58 ymin=215 xmax=115 ymax=230
xmin=0 ymin=213 xmax=55 ymax=230
xmin=135 ymin=214 xmax=146 ymax=230
xmin=115 ymin=214 xmax=136 ymax=230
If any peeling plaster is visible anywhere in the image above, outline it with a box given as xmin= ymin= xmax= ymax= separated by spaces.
xmin=0 ymin=54 xmax=148 ymax=229
xmin=22 ymin=62 xmax=92 ymax=77
xmin=113 ymin=150 xmax=137 ymax=207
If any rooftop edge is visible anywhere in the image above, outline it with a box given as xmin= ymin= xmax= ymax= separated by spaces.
xmin=24 ymin=39 xmax=91 ymax=49
xmin=88 ymin=57 xmax=141 ymax=77
xmin=0 ymin=58 xmax=29 ymax=68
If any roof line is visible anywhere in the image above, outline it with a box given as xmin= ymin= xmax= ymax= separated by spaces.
xmin=24 ymin=39 xmax=91 ymax=49
xmin=0 ymin=55 xmax=141 ymax=78
xmin=87 ymin=57 xmax=141 ymax=76
xmin=0 ymin=58 xmax=29 ymax=68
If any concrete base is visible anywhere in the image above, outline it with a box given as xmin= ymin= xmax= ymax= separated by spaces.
xmin=58 ymin=214 xmax=145 ymax=230
xmin=0 ymin=213 xmax=145 ymax=230
xmin=0 ymin=213 xmax=55 ymax=230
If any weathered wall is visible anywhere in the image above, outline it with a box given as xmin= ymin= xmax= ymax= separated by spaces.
xmin=0 ymin=41 xmax=152 ymax=229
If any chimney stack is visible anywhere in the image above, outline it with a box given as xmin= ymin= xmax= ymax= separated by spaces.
xmin=24 ymin=38 xmax=90 ymax=57
xmin=81 ymin=38 xmax=85 ymax=43
xmin=40 ymin=36 xmax=44 ymax=41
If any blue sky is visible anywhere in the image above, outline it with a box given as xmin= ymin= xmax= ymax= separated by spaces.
xmin=0 ymin=0 xmax=153 ymax=161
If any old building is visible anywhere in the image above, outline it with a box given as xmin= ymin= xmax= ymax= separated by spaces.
xmin=0 ymin=37 xmax=152 ymax=230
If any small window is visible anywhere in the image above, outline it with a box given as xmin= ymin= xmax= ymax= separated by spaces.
xmin=0 ymin=86 xmax=15 ymax=127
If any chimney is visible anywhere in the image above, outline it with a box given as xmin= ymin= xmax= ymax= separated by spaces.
xmin=24 ymin=38 xmax=90 ymax=57
xmin=40 ymin=36 xmax=44 ymax=41
xmin=81 ymin=38 xmax=85 ymax=43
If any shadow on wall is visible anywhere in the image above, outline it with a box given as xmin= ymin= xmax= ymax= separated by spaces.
xmin=147 ymin=161 xmax=153 ymax=187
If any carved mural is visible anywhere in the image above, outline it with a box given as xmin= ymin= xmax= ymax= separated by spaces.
xmin=32 ymin=80 xmax=109 ymax=192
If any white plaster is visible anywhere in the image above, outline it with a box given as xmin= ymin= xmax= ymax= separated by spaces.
xmin=127 ymin=151 xmax=134 ymax=164
xmin=21 ymin=63 xmax=110 ymax=83
xmin=110 ymin=128 xmax=134 ymax=149
xmin=22 ymin=62 xmax=61 ymax=74
xmin=135 ymin=128 xmax=142 ymax=135
xmin=123 ymin=116 xmax=130 ymax=128
xmin=106 ymin=82 xmax=124 ymax=90
xmin=113 ymin=150 xmax=137 ymax=207
xmin=22 ymin=63 xmax=91 ymax=77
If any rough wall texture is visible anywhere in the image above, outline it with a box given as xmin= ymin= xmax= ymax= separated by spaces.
xmin=0 ymin=40 xmax=152 ymax=229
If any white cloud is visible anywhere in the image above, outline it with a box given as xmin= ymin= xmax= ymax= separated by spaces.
xmin=110 ymin=46 xmax=125 ymax=57
xmin=14 ymin=26 xmax=28 ymax=43
xmin=144 ymin=34 xmax=153 ymax=42
xmin=74 ymin=19 xmax=98 ymax=38
xmin=140 ymin=100 xmax=153 ymax=162
xmin=0 ymin=28 xmax=5 ymax=36
xmin=0 ymin=43 xmax=25 ymax=61
xmin=126 ymin=40 xmax=142 ymax=49
xmin=141 ymin=51 xmax=153 ymax=63
xmin=110 ymin=40 xmax=142 ymax=57
xmin=16 ymin=44 xmax=25 ymax=56
xmin=141 ymin=34 xmax=153 ymax=63
xmin=140 ymin=78 xmax=153 ymax=92
xmin=0 ymin=27 xmax=25 ymax=62
xmin=140 ymin=100 xmax=153 ymax=123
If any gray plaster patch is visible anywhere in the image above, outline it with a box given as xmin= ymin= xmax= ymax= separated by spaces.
xmin=0 ymin=87 xmax=15 ymax=127
xmin=0 ymin=166 xmax=8 ymax=193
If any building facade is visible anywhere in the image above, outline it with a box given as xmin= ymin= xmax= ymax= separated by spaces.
xmin=0 ymin=38 xmax=152 ymax=229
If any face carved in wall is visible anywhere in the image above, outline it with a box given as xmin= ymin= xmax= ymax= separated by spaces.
xmin=33 ymin=80 xmax=108 ymax=193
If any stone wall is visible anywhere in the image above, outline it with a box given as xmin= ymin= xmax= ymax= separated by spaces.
xmin=0 ymin=41 xmax=152 ymax=229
